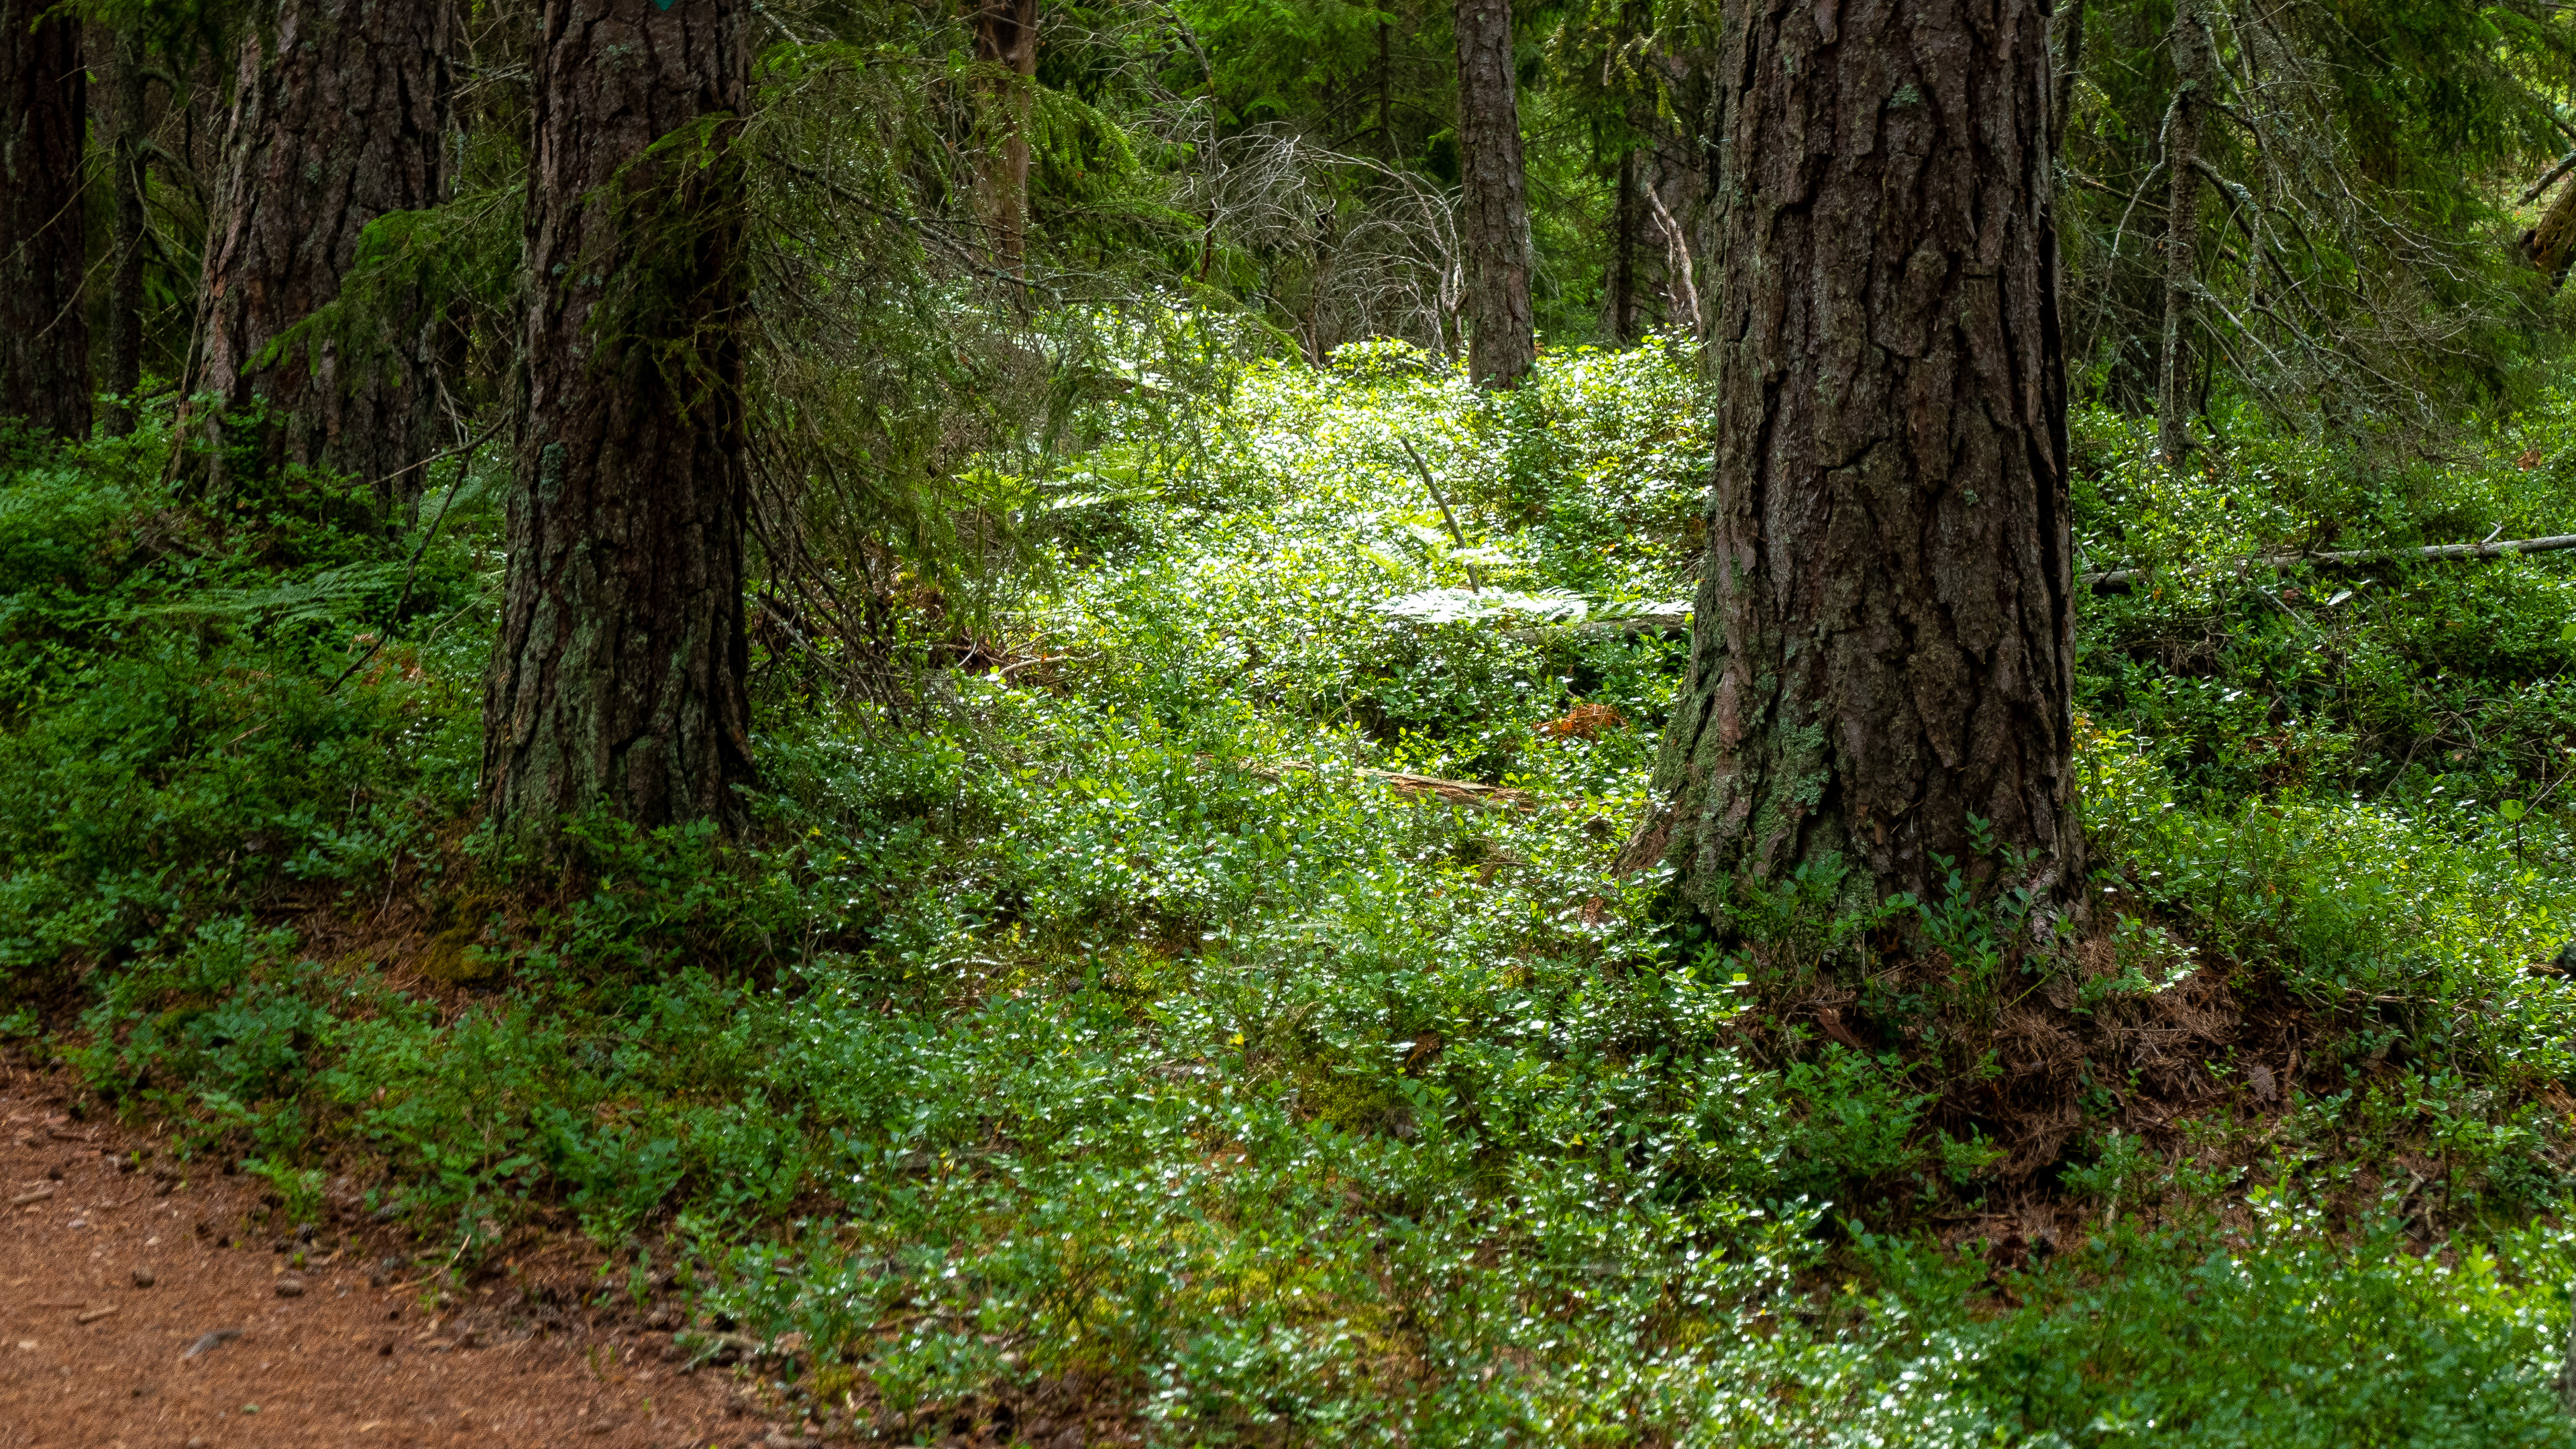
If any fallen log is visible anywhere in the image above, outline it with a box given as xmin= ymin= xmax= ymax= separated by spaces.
xmin=2083 ymin=533 xmax=2576 ymax=594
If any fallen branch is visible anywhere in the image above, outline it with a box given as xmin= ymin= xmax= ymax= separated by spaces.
xmin=2084 ymin=533 xmax=2576 ymax=594
xmin=1505 ymin=610 xmax=1691 ymax=641
xmin=2524 ymin=149 xmax=2576 ymax=207
xmin=1250 ymin=759 xmax=1534 ymax=811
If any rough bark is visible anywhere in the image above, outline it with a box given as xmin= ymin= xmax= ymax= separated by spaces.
xmin=482 ymin=0 xmax=755 ymax=843
xmin=0 ymin=1 xmax=89 ymax=439
xmin=975 ymin=0 xmax=1039 ymax=274
xmin=2526 ymin=174 xmax=2576 ymax=286
xmin=1456 ymin=0 xmax=1536 ymax=388
xmin=196 ymin=0 xmax=452 ymax=513
xmin=1629 ymin=0 xmax=2082 ymax=923
xmin=103 ymin=26 xmax=149 ymax=435
xmin=2155 ymin=0 xmax=2210 ymax=464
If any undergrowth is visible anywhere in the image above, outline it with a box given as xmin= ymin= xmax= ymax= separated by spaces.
xmin=9 ymin=349 xmax=2576 ymax=1443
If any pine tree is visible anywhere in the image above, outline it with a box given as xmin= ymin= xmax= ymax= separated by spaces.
xmin=196 ymin=0 xmax=453 ymax=513
xmin=1 ymin=0 xmax=90 ymax=439
xmin=1456 ymin=0 xmax=1535 ymax=386
xmin=1630 ymin=0 xmax=2082 ymax=921
xmin=481 ymin=0 xmax=756 ymax=843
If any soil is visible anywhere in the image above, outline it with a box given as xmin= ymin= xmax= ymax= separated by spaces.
xmin=0 ymin=1067 xmax=786 ymax=1449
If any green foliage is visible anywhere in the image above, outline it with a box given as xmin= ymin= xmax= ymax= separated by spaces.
xmin=21 ymin=341 xmax=2576 ymax=1441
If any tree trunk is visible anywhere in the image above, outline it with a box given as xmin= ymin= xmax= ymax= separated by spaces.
xmin=1628 ymin=0 xmax=2082 ymax=924
xmin=482 ymin=0 xmax=755 ymax=843
xmin=975 ymin=0 xmax=1039 ymax=275
xmin=1379 ymin=17 xmax=1394 ymax=156
xmin=2526 ymin=174 xmax=2576 ymax=286
xmin=1613 ymin=143 xmax=1642 ymax=343
xmin=2050 ymin=0 xmax=2082 ymax=161
xmin=0 ymin=1 xmax=89 ymax=439
xmin=196 ymin=0 xmax=453 ymax=513
xmin=2156 ymin=0 xmax=2210 ymax=465
xmin=1456 ymin=0 xmax=1536 ymax=388
xmin=103 ymin=26 xmax=149 ymax=436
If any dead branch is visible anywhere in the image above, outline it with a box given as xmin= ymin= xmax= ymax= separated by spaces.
xmin=2085 ymin=533 xmax=2576 ymax=594
xmin=1250 ymin=759 xmax=1534 ymax=810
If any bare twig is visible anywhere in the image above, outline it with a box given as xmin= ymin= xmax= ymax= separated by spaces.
xmin=1395 ymin=437 xmax=1483 ymax=592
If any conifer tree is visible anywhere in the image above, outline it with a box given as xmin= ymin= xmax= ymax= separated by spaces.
xmin=482 ymin=0 xmax=756 ymax=842
xmin=1 ymin=0 xmax=90 ymax=439
xmin=1630 ymin=0 xmax=2082 ymax=922
xmin=975 ymin=0 xmax=1040 ymax=274
xmin=196 ymin=0 xmax=453 ymax=513
xmin=1456 ymin=0 xmax=1535 ymax=386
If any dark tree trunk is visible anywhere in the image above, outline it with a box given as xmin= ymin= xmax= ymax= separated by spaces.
xmin=1379 ymin=17 xmax=1394 ymax=156
xmin=197 ymin=0 xmax=453 ymax=513
xmin=482 ymin=0 xmax=755 ymax=843
xmin=2156 ymin=0 xmax=2210 ymax=464
xmin=1628 ymin=0 xmax=2082 ymax=922
xmin=103 ymin=26 xmax=149 ymax=435
xmin=975 ymin=0 xmax=1039 ymax=274
xmin=2049 ymin=0 xmax=2082 ymax=160
xmin=1456 ymin=0 xmax=1536 ymax=388
xmin=1613 ymin=144 xmax=1642 ymax=343
xmin=1 ymin=1 xmax=89 ymax=439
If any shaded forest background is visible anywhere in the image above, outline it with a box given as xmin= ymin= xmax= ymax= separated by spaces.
xmin=21 ymin=0 xmax=2576 ymax=515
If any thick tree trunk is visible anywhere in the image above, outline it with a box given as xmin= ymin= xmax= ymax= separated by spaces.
xmin=482 ymin=0 xmax=755 ymax=843
xmin=0 ymin=1 xmax=89 ymax=439
xmin=103 ymin=27 xmax=149 ymax=435
xmin=2156 ymin=0 xmax=2210 ymax=465
xmin=197 ymin=0 xmax=452 ymax=513
xmin=1456 ymin=0 xmax=1536 ymax=388
xmin=1629 ymin=0 xmax=2082 ymax=923
xmin=975 ymin=0 xmax=1039 ymax=275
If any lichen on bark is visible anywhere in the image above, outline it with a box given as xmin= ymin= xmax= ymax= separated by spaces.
xmin=1628 ymin=0 xmax=2083 ymax=931
xmin=480 ymin=0 xmax=756 ymax=846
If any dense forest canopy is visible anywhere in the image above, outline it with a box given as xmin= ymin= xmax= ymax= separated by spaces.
xmin=15 ymin=0 xmax=2576 ymax=1442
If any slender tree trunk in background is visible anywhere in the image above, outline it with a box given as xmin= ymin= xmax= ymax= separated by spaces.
xmin=2156 ymin=0 xmax=2210 ymax=465
xmin=1379 ymin=18 xmax=1394 ymax=155
xmin=197 ymin=0 xmax=453 ymax=513
xmin=1613 ymin=144 xmax=1642 ymax=343
xmin=103 ymin=27 xmax=150 ymax=435
xmin=0 ymin=1 xmax=89 ymax=439
xmin=1627 ymin=0 xmax=2082 ymax=921
xmin=2050 ymin=0 xmax=2082 ymax=160
xmin=482 ymin=0 xmax=755 ymax=843
xmin=1456 ymin=0 xmax=1536 ymax=388
xmin=975 ymin=0 xmax=1039 ymax=274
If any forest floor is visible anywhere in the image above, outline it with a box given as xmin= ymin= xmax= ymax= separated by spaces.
xmin=0 ymin=1057 xmax=764 ymax=1449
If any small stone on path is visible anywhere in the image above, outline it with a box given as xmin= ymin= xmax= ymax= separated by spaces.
xmin=275 ymin=1274 xmax=305 ymax=1298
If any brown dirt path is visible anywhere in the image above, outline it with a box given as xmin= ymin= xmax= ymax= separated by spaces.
xmin=0 ymin=1071 xmax=787 ymax=1449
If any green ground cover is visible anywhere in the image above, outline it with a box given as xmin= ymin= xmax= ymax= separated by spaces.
xmin=10 ymin=343 xmax=2576 ymax=1444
